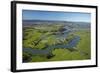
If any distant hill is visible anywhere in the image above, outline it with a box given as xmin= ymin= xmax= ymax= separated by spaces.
xmin=23 ymin=20 xmax=90 ymax=29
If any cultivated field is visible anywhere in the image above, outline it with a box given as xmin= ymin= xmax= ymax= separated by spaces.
xmin=22 ymin=22 xmax=91 ymax=63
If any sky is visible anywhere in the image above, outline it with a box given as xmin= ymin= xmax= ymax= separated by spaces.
xmin=22 ymin=10 xmax=91 ymax=23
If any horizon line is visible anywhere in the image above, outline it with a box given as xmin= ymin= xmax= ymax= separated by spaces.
xmin=22 ymin=19 xmax=91 ymax=23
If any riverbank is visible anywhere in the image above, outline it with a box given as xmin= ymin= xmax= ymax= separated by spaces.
xmin=23 ymin=30 xmax=90 ymax=62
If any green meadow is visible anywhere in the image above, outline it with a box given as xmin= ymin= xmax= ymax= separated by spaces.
xmin=23 ymin=24 xmax=91 ymax=62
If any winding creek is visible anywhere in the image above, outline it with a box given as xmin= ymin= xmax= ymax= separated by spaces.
xmin=23 ymin=36 xmax=80 ymax=56
xmin=23 ymin=26 xmax=81 ymax=56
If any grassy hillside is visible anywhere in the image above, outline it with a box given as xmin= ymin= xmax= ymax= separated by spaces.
xmin=22 ymin=25 xmax=91 ymax=62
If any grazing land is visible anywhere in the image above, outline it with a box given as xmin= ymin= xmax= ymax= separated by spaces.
xmin=22 ymin=20 xmax=91 ymax=63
